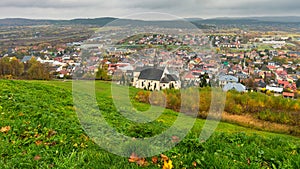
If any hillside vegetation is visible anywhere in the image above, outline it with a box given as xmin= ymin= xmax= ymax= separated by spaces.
xmin=0 ymin=80 xmax=299 ymax=168
xmin=136 ymin=88 xmax=300 ymax=136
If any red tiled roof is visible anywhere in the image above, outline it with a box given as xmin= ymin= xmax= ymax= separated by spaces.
xmin=278 ymin=79 xmax=297 ymax=90
xmin=278 ymin=80 xmax=287 ymax=83
xmin=59 ymin=70 xmax=68 ymax=75
xmin=276 ymin=70 xmax=288 ymax=75
xmin=285 ymin=83 xmax=297 ymax=90
xmin=267 ymin=65 xmax=276 ymax=70
xmin=184 ymin=72 xmax=195 ymax=79
xmin=282 ymin=92 xmax=294 ymax=97
xmin=191 ymin=69 xmax=201 ymax=72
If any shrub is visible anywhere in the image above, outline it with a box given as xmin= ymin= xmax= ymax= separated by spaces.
xmin=134 ymin=87 xmax=300 ymax=126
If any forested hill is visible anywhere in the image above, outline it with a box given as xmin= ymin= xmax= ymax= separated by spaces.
xmin=1 ymin=16 xmax=300 ymax=28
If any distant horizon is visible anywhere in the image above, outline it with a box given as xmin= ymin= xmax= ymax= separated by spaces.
xmin=1 ymin=15 xmax=300 ymax=21
xmin=1 ymin=0 xmax=299 ymax=20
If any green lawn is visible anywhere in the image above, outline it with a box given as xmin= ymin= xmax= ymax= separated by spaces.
xmin=0 ymin=80 xmax=299 ymax=168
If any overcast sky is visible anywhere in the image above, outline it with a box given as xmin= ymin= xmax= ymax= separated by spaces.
xmin=0 ymin=0 xmax=299 ymax=19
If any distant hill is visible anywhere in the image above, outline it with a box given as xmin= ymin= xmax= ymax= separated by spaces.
xmin=190 ymin=16 xmax=300 ymax=25
xmin=196 ymin=18 xmax=260 ymax=25
xmin=185 ymin=18 xmax=204 ymax=22
xmin=0 ymin=18 xmax=60 ymax=26
xmin=0 ymin=17 xmax=213 ymax=29
xmin=250 ymin=16 xmax=300 ymax=23
xmin=0 ymin=17 xmax=117 ymax=26
xmin=67 ymin=17 xmax=118 ymax=26
xmin=0 ymin=16 xmax=300 ymax=28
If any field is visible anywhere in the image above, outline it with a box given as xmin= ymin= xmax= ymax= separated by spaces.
xmin=0 ymin=80 xmax=299 ymax=168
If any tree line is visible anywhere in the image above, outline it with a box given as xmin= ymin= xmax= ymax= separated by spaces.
xmin=0 ymin=57 xmax=51 ymax=80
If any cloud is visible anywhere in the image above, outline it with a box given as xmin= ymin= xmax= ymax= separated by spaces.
xmin=0 ymin=0 xmax=299 ymax=19
xmin=0 ymin=0 xmax=102 ymax=8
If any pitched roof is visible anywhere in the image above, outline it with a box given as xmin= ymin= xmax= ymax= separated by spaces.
xmin=21 ymin=56 xmax=34 ymax=63
xmin=236 ymin=73 xmax=249 ymax=78
xmin=257 ymin=80 xmax=267 ymax=88
xmin=267 ymin=65 xmax=276 ymax=70
xmin=163 ymin=74 xmax=179 ymax=82
xmin=278 ymin=80 xmax=290 ymax=86
xmin=261 ymin=65 xmax=270 ymax=71
xmin=219 ymin=75 xmax=239 ymax=82
xmin=160 ymin=76 xmax=171 ymax=83
xmin=184 ymin=72 xmax=195 ymax=79
xmin=223 ymin=83 xmax=246 ymax=92
xmin=283 ymin=92 xmax=294 ymax=97
xmin=134 ymin=66 xmax=163 ymax=72
xmin=138 ymin=68 xmax=164 ymax=81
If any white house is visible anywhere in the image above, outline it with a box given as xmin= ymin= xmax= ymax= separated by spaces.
xmin=134 ymin=67 xmax=181 ymax=90
xmin=266 ymin=85 xmax=283 ymax=95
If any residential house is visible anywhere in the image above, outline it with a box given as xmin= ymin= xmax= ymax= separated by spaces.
xmin=21 ymin=55 xmax=34 ymax=63
xmin=282 ymin=92 xmax=295 ymax=99
xmin=219 ymin=75 xmax=239 ymax=87
xmin=266 ymin=85 xmax=283 ymax=96
xmin=235 ymin=73 xmax=249 ymax=80
xmin=223 ymin=83 xmax=246 ymax=92
xmin=134 ymin=67 xmax=180 ymax=90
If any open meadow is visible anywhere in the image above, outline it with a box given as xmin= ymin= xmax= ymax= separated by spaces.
xmin=0 ymin=80 xmax=299 ymax=168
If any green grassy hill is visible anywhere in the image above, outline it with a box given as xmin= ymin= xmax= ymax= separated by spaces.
xmin=0 ymin=80 xmax=299 ymax=168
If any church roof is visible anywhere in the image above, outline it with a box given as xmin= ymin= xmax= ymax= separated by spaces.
xmin=160 ymin=74 xmax=179 ymax=83
xmin=138 ymin=67 xmax=164 ymax=81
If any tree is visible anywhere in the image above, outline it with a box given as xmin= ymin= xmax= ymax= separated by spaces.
xmin=272 ymin=56 xmax=287 ymax=65
xmin=121 ymin=74 xmax=126 ymax=85
xmin=0 ymin=57 xmax=24 ymax=78
xmin=286 ymin=68 xmax=294 ymax=74
xmin=10 ymin=57 xmax=24 ymax=77
xmin=243 ymin=78 xmax=257 ymax=90
xmin=199 ymin=73 xmax=209 ymax=88
xmin=25 ymin=58 xmax=51 ymax=80
xmin=96 ymin=64 xmax=111 ymax=81
xmin=0 ymin=57 xmax=12 ymax=76
xmin=296 ymin=79 xmax=300 ymax=89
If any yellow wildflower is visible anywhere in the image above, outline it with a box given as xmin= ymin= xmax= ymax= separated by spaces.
xmin=163 ymin=159 xmax=173 ymax=169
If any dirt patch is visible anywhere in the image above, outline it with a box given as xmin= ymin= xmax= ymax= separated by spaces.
xmin=221 ymin=112 xmax=300 ymax=136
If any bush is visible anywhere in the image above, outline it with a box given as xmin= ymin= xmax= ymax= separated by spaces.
xmin=135 ymin=88 xmax=300 ymax=126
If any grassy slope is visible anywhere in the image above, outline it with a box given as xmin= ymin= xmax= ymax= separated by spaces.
xmin=0 ymin=80 xmax=299 ymax=168
xmin=34 ymin=80 xmax=297 ymax=138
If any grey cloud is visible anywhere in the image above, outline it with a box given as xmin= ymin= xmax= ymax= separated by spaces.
xmin=125 ymin=0 xmax=186 ymax=10
xmin=0 ymin=0 xmax=299 ymax=19
xmin=211 ymin=0 xmax=300 ymax=16
xmin=0 ymin=0 xmax=99 ymax=8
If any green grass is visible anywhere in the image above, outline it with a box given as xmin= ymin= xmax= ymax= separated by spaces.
xmin=0 ymin=80 xmax=299 ymax=168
